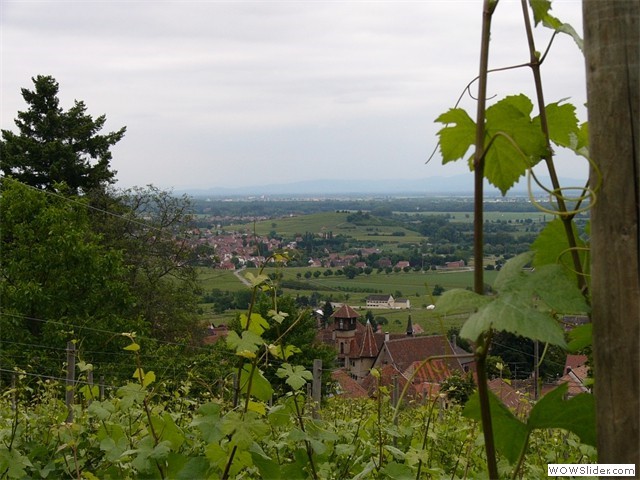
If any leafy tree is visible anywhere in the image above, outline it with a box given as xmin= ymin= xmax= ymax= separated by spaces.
xmin=441 ymin=373 xmax=476 ymax=404
xmin=486 ymin=355 xmax=512 ymax=380
xmin=343 ymin=265 xmax=358 ymax=279
xmin=0 ymin=179 xmax=143 ymax=378
xmin=87 ymin=185 xmax=202 ymax=343
xmin=322 ymin=300 xmax=334 ymax=320
xmin=432 ymin=284 xmax=445 ymax=296
xmin=0 ymin=75 xmax=126 ymax=194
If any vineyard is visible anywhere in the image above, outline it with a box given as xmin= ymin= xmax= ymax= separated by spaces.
xmin=1 ymin=0 xmax=638 ymax=478
xmin=0 ymin=323 xmax=595 ymax=480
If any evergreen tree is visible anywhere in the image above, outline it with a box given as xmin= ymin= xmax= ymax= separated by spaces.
xmin=0 ymin=75 xmax=126 ymax=194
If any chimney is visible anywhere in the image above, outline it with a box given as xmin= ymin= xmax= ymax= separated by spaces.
xmin=385 ymin=331 xmax=390 ymax=342
xmin=406 ymin=315 xmax=413 ymax=336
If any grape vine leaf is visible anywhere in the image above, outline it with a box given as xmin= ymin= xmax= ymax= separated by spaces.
xmin=529 ymin=0 xmax=583 ymax=50
xmin=527 ymin=383 xmax=596 ymax=446
xmin=240 ymin=364 xmax=274 ymax=402
xmin=436 ymin=95 xmax=549 ymax=195
xmin=435 ymin=108 xmax=476 ymax=162
xmin=459 ymin=252 xmax=576 ymax=346
xmin=226 ymin=330 xmax=263 ymax=357
xmin=529 ymin=0 xmax=551 ymax=25
xmin=435 ymin=288 xmax=491 ymax=315
xmin=240 ymin=312 xmax=270 ymax=336
xmin=535 ymin=101 xmax=580 ymax=149
xmin=463 ymin=390 xmax=528 ymax=464
xmin=277 ymin=363 xmax=313 ymax=391
xmin=567 ymin=323 xmax=592 ymax=352
xmin=381 ymin=461 xmax=414 ymax=480
xmin=532 ymin=219 xmax=589 ymax=286
xmin=460 ymin=292 xmax=567 ymax=347
xmin=483 ymin=95 xmax=548 ymax=194
xmin=250 ymin=445 xmax=282 ymax=479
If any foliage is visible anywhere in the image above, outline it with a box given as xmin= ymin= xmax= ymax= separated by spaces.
xmin=440 ymin=373 xmax=476 ymax=404
xmin=88 ymin=185 xmax=202 ymax=343
xmin=0 ymin=75 xmax=125 ymax=194
xmin=0 ymin=179 xmax=142 ymax=379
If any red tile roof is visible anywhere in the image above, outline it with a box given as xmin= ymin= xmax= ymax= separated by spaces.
xmin=359 ymin=320 xmax=379 ymax=358
xmin=331 ymin=369 xmax=367 ymax=398
xmin=331 ymin=304 xmax=360 ymax=319
xmin=382 ymin=335 xmax=463 ymax=374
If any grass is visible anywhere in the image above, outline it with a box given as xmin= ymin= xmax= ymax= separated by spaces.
xmin=196 ymin=267 xmax=497 ymax=334
xmin=224 ymin=211 xmax=425 ymax=246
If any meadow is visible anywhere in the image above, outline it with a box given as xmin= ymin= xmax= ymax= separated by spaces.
xmin=197 ymin=266 xmax=499 ymax=335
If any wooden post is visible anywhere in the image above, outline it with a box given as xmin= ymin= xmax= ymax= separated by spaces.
xmin=584 ymin=0 xmax=640 ymax=466
xmin=99 ymin=375 xmax=105 ymax=401
xmin=87 ymin=370 xmax=94 ymax=405
xmin=11 ymin=374 xmax=16 ymax=411
xmin=391 ymin=375 xmax=399 ymax=408
xmin=65 ymin=341 xmax=76 ymax=423
xmin=312 ymin=359 xmax=322 ymax=419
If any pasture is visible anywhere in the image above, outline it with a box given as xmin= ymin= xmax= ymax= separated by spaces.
xmin=224 ymin=211 xmax=425 ymax=246
xmin=197 ymin=267 xmax=497 ymax=335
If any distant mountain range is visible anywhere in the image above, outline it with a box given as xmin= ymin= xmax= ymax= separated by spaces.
xmin=177 ymin=174 xmax=588 ymax=198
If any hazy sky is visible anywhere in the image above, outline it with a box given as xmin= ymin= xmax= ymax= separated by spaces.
xmin=1 ymin=1 xmax=588 ymax=190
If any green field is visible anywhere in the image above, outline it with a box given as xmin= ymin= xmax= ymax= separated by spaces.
xmin=224 ymin=211 xmax=425 ymax=245
xmin=197 ymin=267 xmax=497 ymax=335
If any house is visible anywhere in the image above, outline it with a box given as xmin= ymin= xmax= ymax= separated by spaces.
xmin=203 ymin=324 xmax=229 ymax=345
xmin=445 ymin=259 xmax=466 ymax=269
xmin=558 ymin=354 xmax=590 ymax=397
xmin=372 ymin=335 xmax=462 ymax=374
xmin=366 ymin=294 xmax=394 ymax=309
xmin=318 ymin=305 xmax=469 ymax=401
xmin=488 ymin=378 xmax=529 ymax=415
xmin=331 ymin=369 xmax=368 ymax=398
xmin=394 ymin=298 xmax=411 ymax=310
xmin=361 ymin=335 xmax=465 ymax=401
xmin=395 ymin=261 xmax=411 ymax=270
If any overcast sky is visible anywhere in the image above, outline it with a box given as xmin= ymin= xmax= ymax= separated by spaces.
xmin=1 ymin=0 xmax=588 ymax=191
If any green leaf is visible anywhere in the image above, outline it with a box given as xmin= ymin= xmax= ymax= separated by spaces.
xmin=240 ymin=364 xmax=274 ymax=401
xmin=142 ymin=370 xmax=156 ymax=387
xmin=484 ymin=95 xmax=547 ymax=194
xmin=250 ymin=448 xmax=282 ymax=479
xmin=435 ymin=288 xmax=491 ymax=315
xmin=435 ymin=108 xmax=476 ymax=163
xmin=222 ymin=411 xmax=269 ymax=450
xmin=536 ymin=102 xmax=579 ymax=149
xmin=493 ymin=252 xmax=534 ymax=293
xmin=528 ymin=384 xmax=596 ymax=446
xmin=226 ymin=330 xmax=264 ymax=357
xmin=463 ymin=390 xmax=529 ymax=464
xmin=532 ymin=219 xmax=589 ymax=286
xmin=526 ymin=264 xmax=589 ymax=315
xmin=192 ymin=402 xmax=224 ymax=443
xmin=567 ymin=323 xmax=592 ymax=352
xmin=240 ymin=313 xmax=270 ymax=336
xmin=529 ymin=0 xmax=552 ymax=26
xmin=569 ymin=121 xmax=589 ymax=158
xmin=167 ymin=456 xmax=209 ymax=480
xmin=123 ymin=342 xmax=140 ymax=351
xmin=276 ymin=363 xmax=313 ymax=391
xmin=380 ymin=461 xmax=414 ymax=480
xmin=543 ymin=15 xmax=584 ymax=51
xmin=460 ymin=293 xmax=567 ymax=347
xmin=244 ymin=272 xmax=270 ymax=288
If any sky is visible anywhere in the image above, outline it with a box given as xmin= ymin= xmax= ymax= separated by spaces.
xmin=1 ymin=0 xmax=588 ymax=191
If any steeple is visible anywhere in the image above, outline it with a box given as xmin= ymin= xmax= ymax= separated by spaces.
xmin=406 ymin=315 xmax=413 ymax=336
xmin=359 ymin=319 xmax=379 ymax=358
